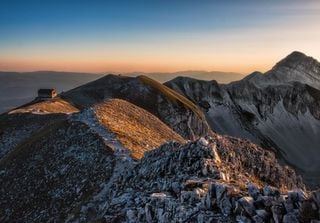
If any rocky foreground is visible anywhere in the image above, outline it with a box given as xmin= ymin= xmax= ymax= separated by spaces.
xmin=72 ymin=137 xmax=320 ymax=223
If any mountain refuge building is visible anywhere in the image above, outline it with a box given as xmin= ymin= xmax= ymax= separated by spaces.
xmin=37 ymin=89 xmax=58 ymax=99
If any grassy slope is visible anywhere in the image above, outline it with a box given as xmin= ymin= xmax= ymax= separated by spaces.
xmin=94 ymin=99 xmax=185 ymax=159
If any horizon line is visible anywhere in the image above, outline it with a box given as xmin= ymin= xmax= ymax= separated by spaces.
xmin=0 ymin=69 xmax=247 ymax=75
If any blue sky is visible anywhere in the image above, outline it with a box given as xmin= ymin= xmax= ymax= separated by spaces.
xmin=0 ymin=0 xmax=319 ymax=73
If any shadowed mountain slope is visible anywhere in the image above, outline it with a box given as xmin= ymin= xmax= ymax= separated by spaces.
xmin=0 ymin=120 xmax=116 ymax=222
xmin=0 ymin=112 xmax=68 ymax=159
xmin=63 ymin=74 xmax=210 ymax=139
xmin=0 ymin=97 xmax=80 ymax=158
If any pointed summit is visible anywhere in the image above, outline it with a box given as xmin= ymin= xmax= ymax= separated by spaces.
xmin=283 ymin=51 xmax=307 ymax=60
xmin=273 ymin=51 xmax=319 ymax=70
xmin=238 ymin=51 xmax=320 ymax=89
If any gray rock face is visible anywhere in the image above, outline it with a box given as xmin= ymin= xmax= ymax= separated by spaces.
xmin=247 ymin=51 xmax=320 ymax=89
xmin=165 ymin=52 xmax=320 ymax=187
xmin=75 ymin=137 xmax=320 ymax=223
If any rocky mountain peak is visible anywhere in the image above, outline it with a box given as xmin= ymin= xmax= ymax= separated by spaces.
xmin=233 ymin=51 xmax=320 ymax=90
xmin=273 ymin=51 xmax=317 ymax=69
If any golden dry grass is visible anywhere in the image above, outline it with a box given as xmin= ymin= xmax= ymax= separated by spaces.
xmin=9 ymin=98 xmax=79 ymax=114
xmin=94 ymin=99 xmax=185 ymax=159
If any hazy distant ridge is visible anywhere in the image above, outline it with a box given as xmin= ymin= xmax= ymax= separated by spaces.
xmin=0 ymin=70 xmax=244 ymax=113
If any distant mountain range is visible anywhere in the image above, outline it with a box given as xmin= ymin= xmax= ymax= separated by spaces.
xmin=0 ymin=70 xmax=244 ymax=114
xmin=124 ymin=70 xmax=244 ymax=83
xmin=1 ymin=52 xmax=320 ymax=222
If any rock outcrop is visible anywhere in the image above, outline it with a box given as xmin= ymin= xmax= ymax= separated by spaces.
xmin=83 ymin=137 xmax=320 ymax=223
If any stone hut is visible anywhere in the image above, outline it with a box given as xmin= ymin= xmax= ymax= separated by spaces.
xmin=37 ymin=89 xmax=57 ymax=99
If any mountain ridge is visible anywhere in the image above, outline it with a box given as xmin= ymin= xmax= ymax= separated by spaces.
xmin=62 ymin=74 xmax=211 ymax=140
xmin=165 ymin=51 xmax=320 ymax=188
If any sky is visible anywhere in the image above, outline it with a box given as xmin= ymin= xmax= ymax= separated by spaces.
xmin=0 ymin=0 xmax=320 ymax=74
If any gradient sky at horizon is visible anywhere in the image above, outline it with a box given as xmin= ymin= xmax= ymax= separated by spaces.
xmin=0 ymin=0 xmax=320 ymax=74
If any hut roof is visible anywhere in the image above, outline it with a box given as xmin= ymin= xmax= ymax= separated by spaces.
xmin=38 ymin=89 xmax=56 ymax=94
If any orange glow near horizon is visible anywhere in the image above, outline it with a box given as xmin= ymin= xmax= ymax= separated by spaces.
xmin=1 ymin=3 xmax=320 ymax=75
xmin=2 ymin=25 xmax=320 ymax=74
xmin=1 ymin=45 xmax=319 ymax=74
xmin=0 ymin=57 xmax=273 ymax=74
